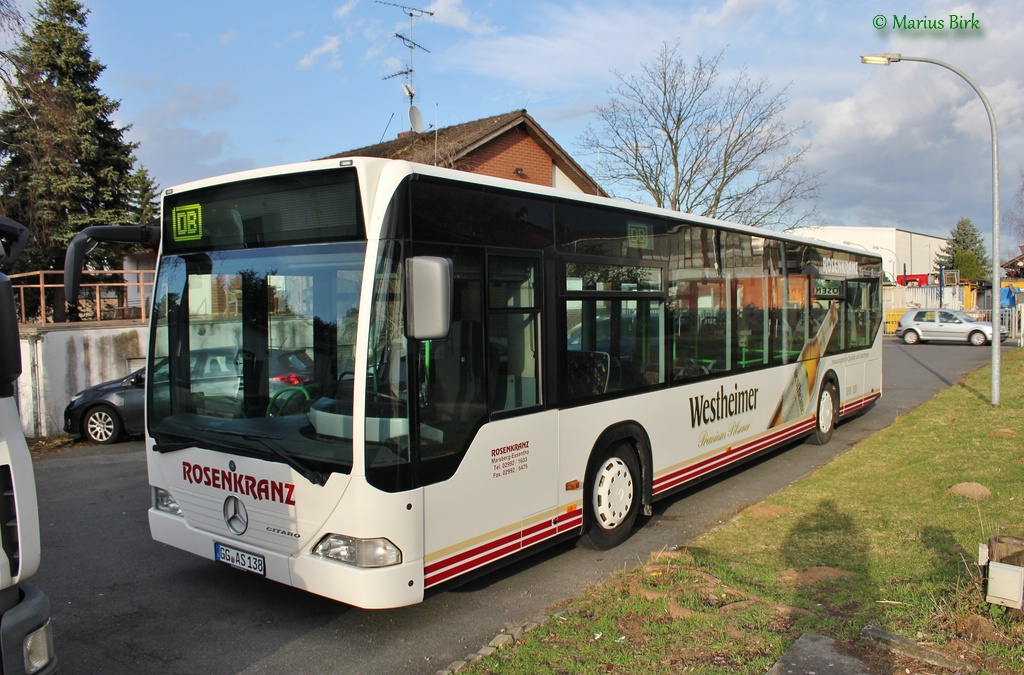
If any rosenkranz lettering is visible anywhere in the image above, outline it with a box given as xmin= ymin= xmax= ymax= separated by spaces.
xmin=182 ymin=462 xmax=296 ymax=505
xmin=688 ymin=383 xmax=759 ymax=428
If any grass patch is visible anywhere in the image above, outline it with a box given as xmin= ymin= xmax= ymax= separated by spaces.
xmin=27 ymin=433 xmax=90 ymax=457
xmin=469 ymin=349 xmax=1024 ymax=674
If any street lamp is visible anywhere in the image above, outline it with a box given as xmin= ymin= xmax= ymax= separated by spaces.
xmin=842 ymin=240 xmax=867 ymax=250
xmin=861 ymin=52 xmax=1001 ymax=406
xmin=873 ymin=245 xmax=899 ymax=282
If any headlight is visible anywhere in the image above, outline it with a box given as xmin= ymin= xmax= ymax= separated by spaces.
xmin=312 ymin=534 xmax=402 ymax=567
xmin=153 ymin=487 xmax=183 ymax=516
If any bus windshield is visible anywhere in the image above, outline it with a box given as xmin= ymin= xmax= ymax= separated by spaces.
xmin=147 ymin=242 xmax=364 ymax=475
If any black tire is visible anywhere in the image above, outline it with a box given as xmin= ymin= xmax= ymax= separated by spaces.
xmin=902 ymin=330 xmax=920 ymax=345
xmin=807 ymin=380 xmax=838 ymax=446
xmin=83 ymin=405 xmax=123 ymax=444
xmin=969 ymin=331 xmax=987 ymax=347
xmin=579 ymin=442 xmax=641 ymax=550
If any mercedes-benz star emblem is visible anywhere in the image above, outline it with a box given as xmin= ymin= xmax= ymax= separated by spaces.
xmin=223 ymin=496 xmax=248 ymax=535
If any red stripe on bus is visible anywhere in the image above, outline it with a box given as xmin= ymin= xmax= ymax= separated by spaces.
xmin=424 ymin=510 xmax=583 ymax=588
xmin=653 ymin=418 xmax=815 ymax=495
xmin=841 ymin=391 xmax=880 ymax=415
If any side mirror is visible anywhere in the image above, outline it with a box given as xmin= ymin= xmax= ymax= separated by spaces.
xmin=0 ymin=275 xmax=20 ymax=396
xmin=64 ymin=224 xmax=160 ymax=303
xmin=0 ymin=216 xmax=28 ymax=266
xmin=405 ymin=256 xmax=452 ymax=340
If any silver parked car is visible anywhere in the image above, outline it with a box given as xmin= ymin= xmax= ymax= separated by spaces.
xmin=896 ymin=308 xmax=1007 ymax=346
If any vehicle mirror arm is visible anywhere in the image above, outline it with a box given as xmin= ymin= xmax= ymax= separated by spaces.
xmin=0 ymin=217 xmax=29 ymax=265
xmin=64 ymin=224 xmax=161 ymax=303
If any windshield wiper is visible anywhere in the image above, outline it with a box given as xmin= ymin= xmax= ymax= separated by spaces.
xmin=196 ymin=427 xmax=328 ymax=486
xmin=153 ymin=440 xmax=198 ymax=453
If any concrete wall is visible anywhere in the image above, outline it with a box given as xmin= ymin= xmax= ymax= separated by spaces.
xmin=17 ymin=323 xmax=147 ymax=438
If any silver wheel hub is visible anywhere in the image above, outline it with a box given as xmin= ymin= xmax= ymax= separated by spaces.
xmin=87 ymin=411 xmax=114 ymax=442
xmin=819 ymin=390 xmax=835 ymax=433
xmin=592 ymin=457 xmax=634 ymax=530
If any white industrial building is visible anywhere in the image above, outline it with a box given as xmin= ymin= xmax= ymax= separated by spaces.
xmin=786 ymin=226 xmax=948 ymax=284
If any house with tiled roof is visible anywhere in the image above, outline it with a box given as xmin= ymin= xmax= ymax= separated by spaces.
xmin=1004 ymin=245 xmax=1024 ymax=279
xmin=327 ymin=109 xmax=606 ymax=197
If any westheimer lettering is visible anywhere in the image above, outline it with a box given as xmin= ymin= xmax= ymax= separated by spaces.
xmin=688 ymin=383 xmax=759 ymax=427
xmin=182 ymin=462 xmax=296 ymax=505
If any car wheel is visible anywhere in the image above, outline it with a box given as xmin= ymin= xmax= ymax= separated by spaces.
xmin=902 ymin=330 xmax=920 ymax=345
xmin=969 ymin=331 xmax=987 ymax=346
xmin=579 ymin=442 xmax=641 ymax=550
xmin=83 ymin=405 xmax=123 ymax=444
xmin=807 ymin=380 xmax=838 ymax=446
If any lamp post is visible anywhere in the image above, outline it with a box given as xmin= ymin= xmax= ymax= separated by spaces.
xmin=861 ymin=52 xmax=1001 ymax=406
xmin=873 ymin=245 xmax=899 ymax=283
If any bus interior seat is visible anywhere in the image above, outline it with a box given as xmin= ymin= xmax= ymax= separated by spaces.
xmin=566 ymin=350 xmax=610 ymax=398
xmin=426 ymin=320 xmax=486 ymax=421
xmin=487 ymin=342 xmax=508 ymax=411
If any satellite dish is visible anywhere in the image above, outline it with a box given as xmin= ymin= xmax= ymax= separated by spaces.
xmin=409 ymin=105 xmax=424 ymax=134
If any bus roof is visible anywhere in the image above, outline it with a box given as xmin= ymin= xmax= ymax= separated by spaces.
xmin=163 ymin=156 xmax=881 ymax=262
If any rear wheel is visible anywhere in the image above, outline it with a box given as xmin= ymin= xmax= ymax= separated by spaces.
xmin=969 ymin=331 xmax=987 ymax=346
xmin=807 ymin=381 xmax=838 ymax=446
xmin=902 ymin=330 xmax=920 ymax=345
xmin=579 ymin=442 xmax=641 ymax=550
xmin=83 ymin=405 xmax=122 ymax=444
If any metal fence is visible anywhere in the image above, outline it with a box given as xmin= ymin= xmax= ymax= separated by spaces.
xmin=10 ymin=269 xmax=154 ymax=325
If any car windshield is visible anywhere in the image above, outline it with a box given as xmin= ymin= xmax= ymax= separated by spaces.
xmin=147 ymin=242 xmax=365 ymax=474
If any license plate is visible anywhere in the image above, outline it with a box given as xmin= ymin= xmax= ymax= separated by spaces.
xmin=214 ymin=542 xmax=265 ymax=576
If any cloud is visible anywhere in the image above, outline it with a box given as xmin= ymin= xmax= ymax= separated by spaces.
xmin=424 ymin=0 xmax=495 ymax=36
xmin=163 ymin=83 xmax=242 ymax=125
xmin=334 ymin=0 xmax=359 ymax=20
xmin=299 ymin=36 xmax=343 ymax=70
xmin=218 ymin=30 xmax=239 ymax=46
xmin=438 ymin=1 xmax=736 ymax=98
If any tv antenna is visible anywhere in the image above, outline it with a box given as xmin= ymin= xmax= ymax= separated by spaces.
xmin=378 ymin=1 xmax=432 ymax=133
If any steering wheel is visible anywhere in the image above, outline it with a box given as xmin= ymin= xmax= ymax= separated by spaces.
xmin=266 ymin=385 xmax=311 ymax=417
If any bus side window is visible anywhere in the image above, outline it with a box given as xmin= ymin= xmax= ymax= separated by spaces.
xmin=487 ymin=256 xmax=541 ymax=413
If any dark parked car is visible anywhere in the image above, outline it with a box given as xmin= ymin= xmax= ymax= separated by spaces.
xmin=65 ymin=348 xmax=317 ymax=444
xmin=64 ymin=367 xmax=146 ymax=444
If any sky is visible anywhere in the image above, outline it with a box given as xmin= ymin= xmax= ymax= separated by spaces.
xmin=18 ymin=0 xmax=1024 ymax=256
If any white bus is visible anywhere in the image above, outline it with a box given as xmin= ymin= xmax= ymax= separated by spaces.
xmin=66 ymin=158 xmax=883 ymax=609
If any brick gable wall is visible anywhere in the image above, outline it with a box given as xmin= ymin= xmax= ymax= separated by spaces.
xmin=458 ymin=127 xmax=552 ymax=187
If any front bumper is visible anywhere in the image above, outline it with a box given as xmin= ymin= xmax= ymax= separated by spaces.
xmin=149 ymin=508 xmax=426 ymax=609
xmin=62 ymin=404 xmax=80 ymax=434
xmin=0 ymin=582 xmax=57 ymax=675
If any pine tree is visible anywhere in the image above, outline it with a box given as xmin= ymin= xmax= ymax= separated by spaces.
xmin=126 ymin=166 xmax=160 ymax=227
xmin=934 ymin=216 xmax=990 ymax=282
xmin=0 ymin=0 xmax=137 ymax=276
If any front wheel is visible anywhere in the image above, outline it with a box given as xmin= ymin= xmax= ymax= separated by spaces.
xmin=969 ymin=331 xmax=987 ymax=346
xmin=579 ymin=443 xmax=641 ymax=550
xmin=807 ymin=381 xmax=838 ymax=446
xmin=83 ymin=405 xmax=123 ymax=444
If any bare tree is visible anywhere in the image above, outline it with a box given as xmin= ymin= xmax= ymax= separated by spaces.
xmin=579 ymin=42 xmax=820 ymax=230
xmin=0 ymin=1 xmax=23 ymax=93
